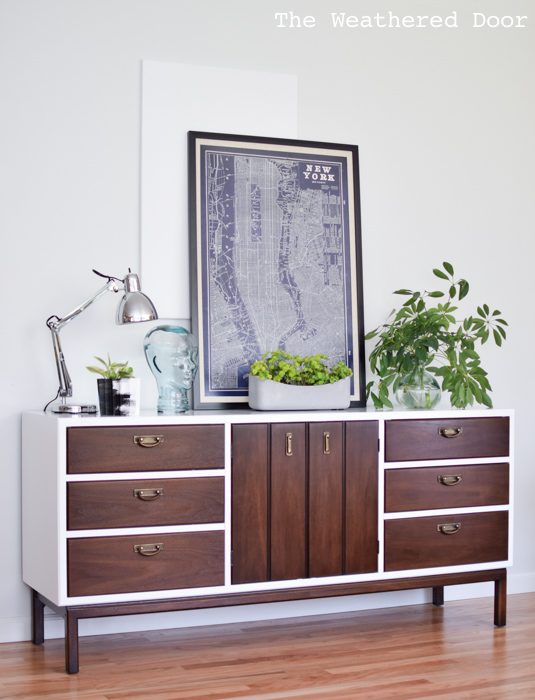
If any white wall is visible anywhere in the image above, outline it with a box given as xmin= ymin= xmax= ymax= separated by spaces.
xmin=1 ymin=0 xmax=534 ymax=642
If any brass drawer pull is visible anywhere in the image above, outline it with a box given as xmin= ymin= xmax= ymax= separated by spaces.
xmin=134 ymin=488 xmax=164 ymax=501
xmin=437 ymin=522 xmax=462 ymax=535
xmin=133 ymin=543 xmax=164 ymax=556
xmin=323 ymin=432 xmax=330 ymax=455
xmin=286 ymin=433 xmax=293 ymax=457
xmin=438 ymin=427 xmax=463 ymax=439
xmin=437 ymin=474 xmax=463 ymax=486
xmin=134 ymin=435 xmax=164 ymax=448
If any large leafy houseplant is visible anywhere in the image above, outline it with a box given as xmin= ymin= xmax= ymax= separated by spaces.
xmin=365 ymin=262 xmax=507 ymax=410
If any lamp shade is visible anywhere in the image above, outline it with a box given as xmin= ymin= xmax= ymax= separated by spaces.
xmin=116 ymin=273 xmax=158 ymax=325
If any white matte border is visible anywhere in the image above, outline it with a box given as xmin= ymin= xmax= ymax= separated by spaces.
xmin=140 ymin=61 xmax=298 ymax=320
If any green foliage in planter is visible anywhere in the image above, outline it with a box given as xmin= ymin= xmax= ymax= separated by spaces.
xmin=86 ymin=354 xmax=134 ymax=380
xmin=365 ymin=262 xmax=507 ymax=409
xmin=250 ymin=350 xmax=352 ymax=386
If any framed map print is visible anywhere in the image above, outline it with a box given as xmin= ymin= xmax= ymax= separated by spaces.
xmin=188 ymin=131 xmax=365 ymax=409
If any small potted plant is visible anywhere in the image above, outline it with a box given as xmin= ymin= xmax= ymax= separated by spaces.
xmin=365 ymin=262 xmax=507 ymax=410
xmin=86 ymin=354 xmax=140 ymax=416
xmin=248 ymin=350 xmax=353 ymax=411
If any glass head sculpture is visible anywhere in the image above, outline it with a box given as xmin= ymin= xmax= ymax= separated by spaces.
xmin=144 ymin=325 xmax=198 ymax=412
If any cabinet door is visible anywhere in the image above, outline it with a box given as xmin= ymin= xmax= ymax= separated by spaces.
xmin=345 ymin=421 xmax=379 ymax=574
xmin=231 ymin=420 xmax=379 ymax=585
xmin=270 ymin=423 xmax=307 ymax=581
xmin=231 ymin=422 xmax=306 ymax=584
xmin=309 ymin=422 xmax=343 ymax=577
xmin=231 ymin=423 xmax=269 ymax=584
xmin=309 ymin=421 xmax=378 ymax=577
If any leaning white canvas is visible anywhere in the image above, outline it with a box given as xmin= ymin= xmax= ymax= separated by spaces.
xmin=140 ymin=61 xmax=298 ymax=320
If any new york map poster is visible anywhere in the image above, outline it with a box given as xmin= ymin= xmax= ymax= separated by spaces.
xmin=189 ymin=132 xmax=365 ymax=409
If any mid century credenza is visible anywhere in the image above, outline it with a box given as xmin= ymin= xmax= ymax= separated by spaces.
xmin=22 ymin=408 xmax=513 ymax=673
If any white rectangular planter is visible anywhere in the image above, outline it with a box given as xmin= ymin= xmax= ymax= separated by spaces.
xmin=248 ymin=375 xmax=351 ymax=411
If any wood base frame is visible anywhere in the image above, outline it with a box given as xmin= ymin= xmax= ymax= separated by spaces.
xmin=32 ymin=568 xmax=507 ymax=674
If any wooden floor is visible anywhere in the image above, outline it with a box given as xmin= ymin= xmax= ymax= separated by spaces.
xmin=1 ymin=593 xmax=535 ymax=699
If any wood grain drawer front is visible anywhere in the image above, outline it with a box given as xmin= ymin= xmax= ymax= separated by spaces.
xmin=67 ymin=425 xmax=225 ymax=473
xmin=67 ymin=477 xmax=224 ymax=530
xmin=384 ymin=464 xmax=509 ymax=513
xmin=384 ymin=417 xmax=509 ymax=462
xmin=384 ymin=511 xmax=508 ymax=572
xmin=67 ymin=531 xmax=224 ymax=597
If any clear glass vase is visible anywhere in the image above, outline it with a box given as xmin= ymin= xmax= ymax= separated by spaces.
xmin=395 ymin=365 xmax=441 ymax=409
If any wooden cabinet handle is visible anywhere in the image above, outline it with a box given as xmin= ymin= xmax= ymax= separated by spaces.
xmin=285 ymin=433 xmax=293 ymax=457
xmin=437 ymin=475 xmax=462 ymax=486
xmin=437 ymin=523 xmax=462 ymax=535
xmin=133 ymin=543 xmax=164 ymax=556
xmin=438 ymin=427 xmax=463 ymax=438
xmin=133 ymin=435 xmax=164 ymax=448
xmin=133 ymin=488 xmax=164 ymax=501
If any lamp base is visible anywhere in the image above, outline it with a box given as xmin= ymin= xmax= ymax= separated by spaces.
xmin=51 ymin=404 xmax=98 ymax=414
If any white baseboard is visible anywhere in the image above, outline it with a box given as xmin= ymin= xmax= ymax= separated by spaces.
xmin=3 ymin=571 xmax=535 ymax=644
xmin=0 ymin=616 xmax=33 ymax=644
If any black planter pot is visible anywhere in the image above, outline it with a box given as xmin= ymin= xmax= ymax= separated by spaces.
xmin=97 ymin=378 xmax=140 ymax=416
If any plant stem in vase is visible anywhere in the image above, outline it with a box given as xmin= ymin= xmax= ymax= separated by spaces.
xmin=395 ymin=364 xmax=441 ymax=409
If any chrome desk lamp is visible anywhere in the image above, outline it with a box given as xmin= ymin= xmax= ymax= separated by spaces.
xmin=45 ymin=269 xmax=158 ymax=414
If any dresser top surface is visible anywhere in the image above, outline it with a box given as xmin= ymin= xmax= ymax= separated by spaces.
xmin=23 ymin=406 xmax=514 ymax=429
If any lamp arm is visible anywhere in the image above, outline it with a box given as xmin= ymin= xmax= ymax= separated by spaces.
xmin=45 ymin=278 xmax=121 ymax=403
xmin=46 ymin=279 xmax=121 ymax=333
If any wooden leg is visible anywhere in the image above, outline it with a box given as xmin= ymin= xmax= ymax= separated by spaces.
xmin=65 ymin=609 xmax=80 ymax=674
xmin=32 ymin=589 xmax=45 ymax=645
xmin=494 ymin=574 xmax=507 ymax=627
xmin=432 ymin=586 xmax=444 ymax=607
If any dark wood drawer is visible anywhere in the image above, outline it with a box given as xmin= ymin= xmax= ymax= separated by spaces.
xmin=67 ymin=531 xmax=224 ymax=596
xmin=384 ymin=417 xmax=509 ymax=462
xmin=384 ymin=511 xmax=508 ymax=571
xmin=67 ymin=477 xmax=224 ymax=530
xmin=385 ymin=464 xmax=509 ymax=513
xmin=67 ymin=425 xmax=225 ymax=473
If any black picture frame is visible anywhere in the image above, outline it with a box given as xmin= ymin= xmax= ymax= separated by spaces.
xmin=188 ymin=131 xmax=366 ymax=409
